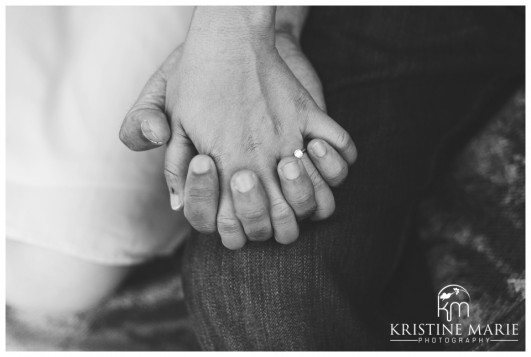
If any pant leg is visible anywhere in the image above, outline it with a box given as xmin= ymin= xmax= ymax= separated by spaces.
xmin=181 ymin=6 xmax=524 ymax=351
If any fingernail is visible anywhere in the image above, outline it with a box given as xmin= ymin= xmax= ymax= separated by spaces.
xmin=311 ymin=140 xmax=326 ymax=158
xmin=141 ymin=120 xmax=163 ymax=145
xmin=191 ymin=156 xmax=210 ymax=174
xmin=282 ymin=161 xmax=300 ymax=180
xmin=233 ymin=172 xmax=255 ymax=193
xmin=170 ymin=193 xmax=183 ymax=210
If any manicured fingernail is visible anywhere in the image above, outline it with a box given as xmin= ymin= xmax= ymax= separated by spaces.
xmin=170 ymin=193 xmax=183 ymax=210
xmin=311 ymin=140 xmax=326 ymax=158
xmin=233 ymin=172 xmax=255 ymax=193
xmin=282 ymin=161 xmax=300 ymax=180
xmin=191 ymin=156 xmax=210 ymax=174
xmin=141 ymin=120 xmax=163 ymax=145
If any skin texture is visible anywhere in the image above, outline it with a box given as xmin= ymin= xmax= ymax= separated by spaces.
xmin=119 ymin=8 xmax=357 ymax=249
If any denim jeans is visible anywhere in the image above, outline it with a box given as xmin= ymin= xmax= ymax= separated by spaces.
xmin=181 ymin=6 xmax=524 ymax=350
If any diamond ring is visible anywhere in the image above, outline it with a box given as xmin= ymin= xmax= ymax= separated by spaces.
xmin=293 ymin=148 xmax=306 ymax=159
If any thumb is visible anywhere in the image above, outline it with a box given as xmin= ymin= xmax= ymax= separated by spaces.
xmin=164 ymin=125 xmax=196 ymax=211
xmin=119 ymin=68 xmax=171 ymax=151
xmin=302 ymin=109 xmax=358 ymax=166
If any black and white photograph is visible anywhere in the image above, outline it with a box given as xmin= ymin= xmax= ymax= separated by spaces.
xmin=3 ymin=3 xmax=526 ymax=352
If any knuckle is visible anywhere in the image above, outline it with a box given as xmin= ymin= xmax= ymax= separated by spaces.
xmin=186 ymin=187 xmax=217 ymax=203
xmin=307 ymin=166 xmax=327 ymax=192
xmin=165 ymin=160 xmax=180 ymax=173
xmin=305 ymin=164 xmax=319 ymax=181
xmin=295 ymin=188 xmax=316 ymax=206
xmin=270 ymin=200 xmax=294 ymax=224
xmin=239 ymin=207 xmax=268 ymax=222
xmin=164 ymin=159 xmax=186 ymax=184
xmin=130 ymin=101 xmax=160 ymax=115
xmin=217 ymin=215 xmax=241 ymax=236
xmin=291 ymin=192 xmax=317 ymax=218
xmin=242 ymin=133 xmax=262 ymax=155
xmin=164 ymin=167 xmax=179 ymax=186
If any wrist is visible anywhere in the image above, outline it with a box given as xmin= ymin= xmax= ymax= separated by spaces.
xmin=188 ymin=6 xmax=276 ymax=46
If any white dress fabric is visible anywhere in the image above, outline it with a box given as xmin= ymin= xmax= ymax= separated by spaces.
xmin=6 ymin=7 xmax=194 ymax=265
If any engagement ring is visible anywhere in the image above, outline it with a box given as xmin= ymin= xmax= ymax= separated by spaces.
xmin=293 ymin=148 xmax=306 ymax=159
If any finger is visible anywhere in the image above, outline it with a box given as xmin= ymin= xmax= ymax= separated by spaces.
xmin=277 ymin=157 xmax=316 ymax=220
xmin=259 ymin=172 xmax=299 ymax=245
xmin=275 ymin=34 xmax=327 ymax=111
xmin=119 ymin=68 xmax=171 ymax=151
xmin=302 ymin=110 xmax=358 ymax=165
xmin=217 ymin=186 xmax=247 ymax=249
xmin=165 ymin=125 xmax=196 ymax=211
xmin=231 ymin=170 xmax=273 ymax=242
xmin=184 ymin=155 xmax=219 ymax=234
xmin=299 ymin=154 xmax=336 ymax=221
xmin=307 ymin=139 xmax=349 ymax=187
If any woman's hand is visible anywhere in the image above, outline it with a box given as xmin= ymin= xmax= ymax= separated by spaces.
xmin=119 ymin=8 xmax=357 ymax=249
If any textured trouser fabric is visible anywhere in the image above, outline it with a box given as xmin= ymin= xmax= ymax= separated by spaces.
xmin=181 ymin=7 xmax=524 ymax=350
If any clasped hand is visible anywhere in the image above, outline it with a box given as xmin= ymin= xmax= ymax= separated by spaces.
xmin=120 ymin=30 xmax=357 ymax=249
